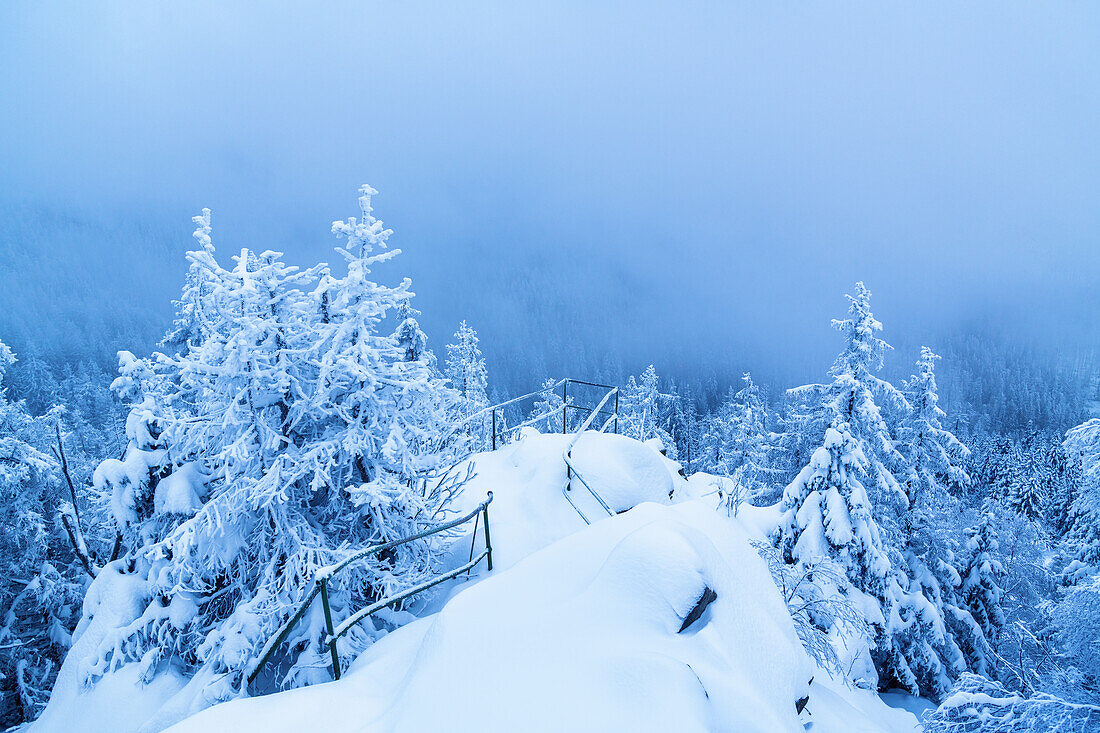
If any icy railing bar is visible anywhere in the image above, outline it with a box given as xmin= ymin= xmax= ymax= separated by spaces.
xmin=246 ymin=492 xmax=494 ymax=690
xmin=441 ymin=378 xmax=568 ymax=441
xmin=561 ymin=387 xmax=619 ymax=524
xmin=330 ymin=549 xmax=490 ymax=643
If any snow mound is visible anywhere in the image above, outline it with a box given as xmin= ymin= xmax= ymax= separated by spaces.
xmin=169 ymin=501 xmax=813 ymax=733
xmin=446 ymin=429 xmax=683 ymax=571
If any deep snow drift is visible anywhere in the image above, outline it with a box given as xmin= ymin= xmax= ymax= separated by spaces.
xmin=33 ymin=430 xmax=925 ymax=732
xmin=172 ymin=501 xmax=812 ymax=733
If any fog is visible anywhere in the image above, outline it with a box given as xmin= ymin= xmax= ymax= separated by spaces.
xmin=2 ymin=1 xmax=1098 ymax=394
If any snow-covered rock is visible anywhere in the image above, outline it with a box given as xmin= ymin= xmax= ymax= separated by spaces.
xmin=445 ymin=430 xmax=682 ymax=571
xmin=33 ymin=429 xmax=924 ymax=732
xmin=169 ymin=501 xmax=813 ymax=733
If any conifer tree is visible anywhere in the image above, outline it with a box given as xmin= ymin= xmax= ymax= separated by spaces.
xmin=0 ymin=340 xmax=84 ymax=726
xmin=1062 ymin=419 xmax=1100 ymax=570
xmin=959 ymin=511 xmax=1007 ymax=643
xmin=783 ymin=283 xmax=911 ymax=537
xmin=714 ymin=373 xmax=779 ymax=503
xmin=71 ymin=186 xmax=465 ymax=712
xmin=620 ymin=365 xmax=674 ymax=448
xmin=445 ymin=321 xmax=489 ymax=419
xmin=899 ymin=348 xmax=971 ymax=512
xmin=772 ymin=423 xmax=905 ymax=690
xmin=1007 ymin=472 xmax=1046 ymax=520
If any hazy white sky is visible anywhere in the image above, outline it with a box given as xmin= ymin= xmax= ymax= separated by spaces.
xmin=1 ymin=2 xmax=1098 ymax=383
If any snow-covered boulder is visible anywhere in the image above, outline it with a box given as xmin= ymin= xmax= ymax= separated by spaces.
xmin=169 ymin=501 xmax=814 ymax=733
xmin=446 ymin=430 xmax=684 ymax=571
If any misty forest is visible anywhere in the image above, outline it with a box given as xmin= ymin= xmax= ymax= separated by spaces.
xmin=2 ymin=4 xmax=1099 ymax=733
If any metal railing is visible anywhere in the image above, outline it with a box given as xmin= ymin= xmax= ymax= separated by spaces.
xmin=561 ymin=385 xmax=619 ymax=525
xmin=442 ymin=378 xmax=620 ymax=453
xmin=246 ymin=492 xmax=494 ymax=692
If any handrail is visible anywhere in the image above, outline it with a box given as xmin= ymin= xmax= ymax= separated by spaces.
xmin=321 ymin=495 xmax=493 ymax=579
xmin=439 ymin=378 xmax=569 ymax=446
xmin=563 ymin=450 xmax=614 ymax=523
xmin=247 ymin=492 xmax=494 ymax=691
xmin=441 ymin=378 xmax=620 ymax=454
xmin=331 ymin=549 xmax=490 ymax=642
xmin=561 ymin=386 xmax=619 ymax=525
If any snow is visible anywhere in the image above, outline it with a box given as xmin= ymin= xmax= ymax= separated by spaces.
xmin=807 ymin=676 xmax=930 ymax=732
xmin=34 ymin=429 xmax=922 ymax=733
xmin=170 ymin=501 xmax=813 ymax=733
xmin=30 ymin=563 xmax=187 ymax=733
xmin=154 ymin=462 xmax=205 ymax=516
xmin=445 ymin=429 xmax=681 ymax=571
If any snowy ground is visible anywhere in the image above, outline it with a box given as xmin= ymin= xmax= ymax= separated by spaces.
xmin=33 ymin=430 xmax=929 ymax=732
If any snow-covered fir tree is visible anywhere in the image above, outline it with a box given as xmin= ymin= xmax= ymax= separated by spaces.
xmin=782 ymin=283 xmax=911 ymax=539
xmin=772 ymin=413 xmax=975 ymax=700
xmin=893 ymin=347 xmax=985 ymax=694
xmin=445 ymin=321 xmax=489 ymax=419
xmin=619 ymin=365 xmax=675 ymax=450
xmin=771 ymin=423 xmax=904 ymax=691
xmin=899 ymin=348 xmax=971 ymax=513
xmin=162 ymin=208 xmax=220 ymax=350
xmin=72 ymin=186 xmax=466 ymax=711
xmin=0 ymin=340 xmax=85 ymax=727
xmin=712 ymin=373 xmax=779 ymax=504
xmin=959 ymin=511 xmax=1006 ymax=645
xmin=1007 ymin=471 xmax=1046 ymax=520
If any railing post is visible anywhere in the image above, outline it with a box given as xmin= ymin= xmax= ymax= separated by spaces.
xmin=482 ymin=497 xmax=494 ymax=572
xmin=561 ymin=380 xmax=568 ymax=433
xmin=491 ymin=409 xmax=497 ymax=451
xmin=319 ymin=577 xmax=341 ymax=680
xmin=614 ymin=388 xmax=619 ymax=434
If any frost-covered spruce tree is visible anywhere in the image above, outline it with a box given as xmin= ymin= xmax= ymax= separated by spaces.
xmin=0 ymin=340 xmax=84 ymax=726
xmin=1061 ymin=419 xmax=1100 ymax=572
xmin=785 ymin=283 xmax=911 ymax=538
xmin=959 ymin=511 xmax=1006 ymax=644
xmin=1007 ymin=472 xmax=1046 ymax=520
xmin=895 ymin=347 xmax=982 ymax=692
xmin=445 ymin=321 xmax=489 ymax=419
xmin=74 ymin=186 xmax=463 ymax=712
xmin=392 ymin=296 xmax=431 ymax=366
xmin=620 ymin=365 xmax=675 ymax=449
xmin=162 ymin=208 xmax=221 ymax=349
xmin=899 ymin=348 xmax=970 ymax=513
xmin=714 ymin=373 xmax=780 ymax=504
xmin=772 ymin=423 xmax=902 ymax=690
xmin=824 ymin=283 xmax=910 ymax=523
xmin=384 ymin=295 xmax=463 ymax=476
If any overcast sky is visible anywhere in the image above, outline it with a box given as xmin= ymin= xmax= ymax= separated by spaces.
xmin=1 ymin=2 xmax=1098 ymax=387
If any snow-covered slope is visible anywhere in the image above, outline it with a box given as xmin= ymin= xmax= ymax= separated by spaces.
xmin=170 ymin=501 xmax=812 ymax=733
xmin=34 ymin=430 xmax=925 ymax=732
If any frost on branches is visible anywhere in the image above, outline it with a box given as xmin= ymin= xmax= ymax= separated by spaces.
xmin=0 ymin=340 xmax=85 ymax=727
xmin=923 ymin=673 xmax=1100 ymax=733
xmin=71 ymin=186 xmax=467 ymax=712
xmin=1063 ymin=419 xmax=1100 ymax=572
xmin=710 ymin=373 xmax=780 ymax=506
